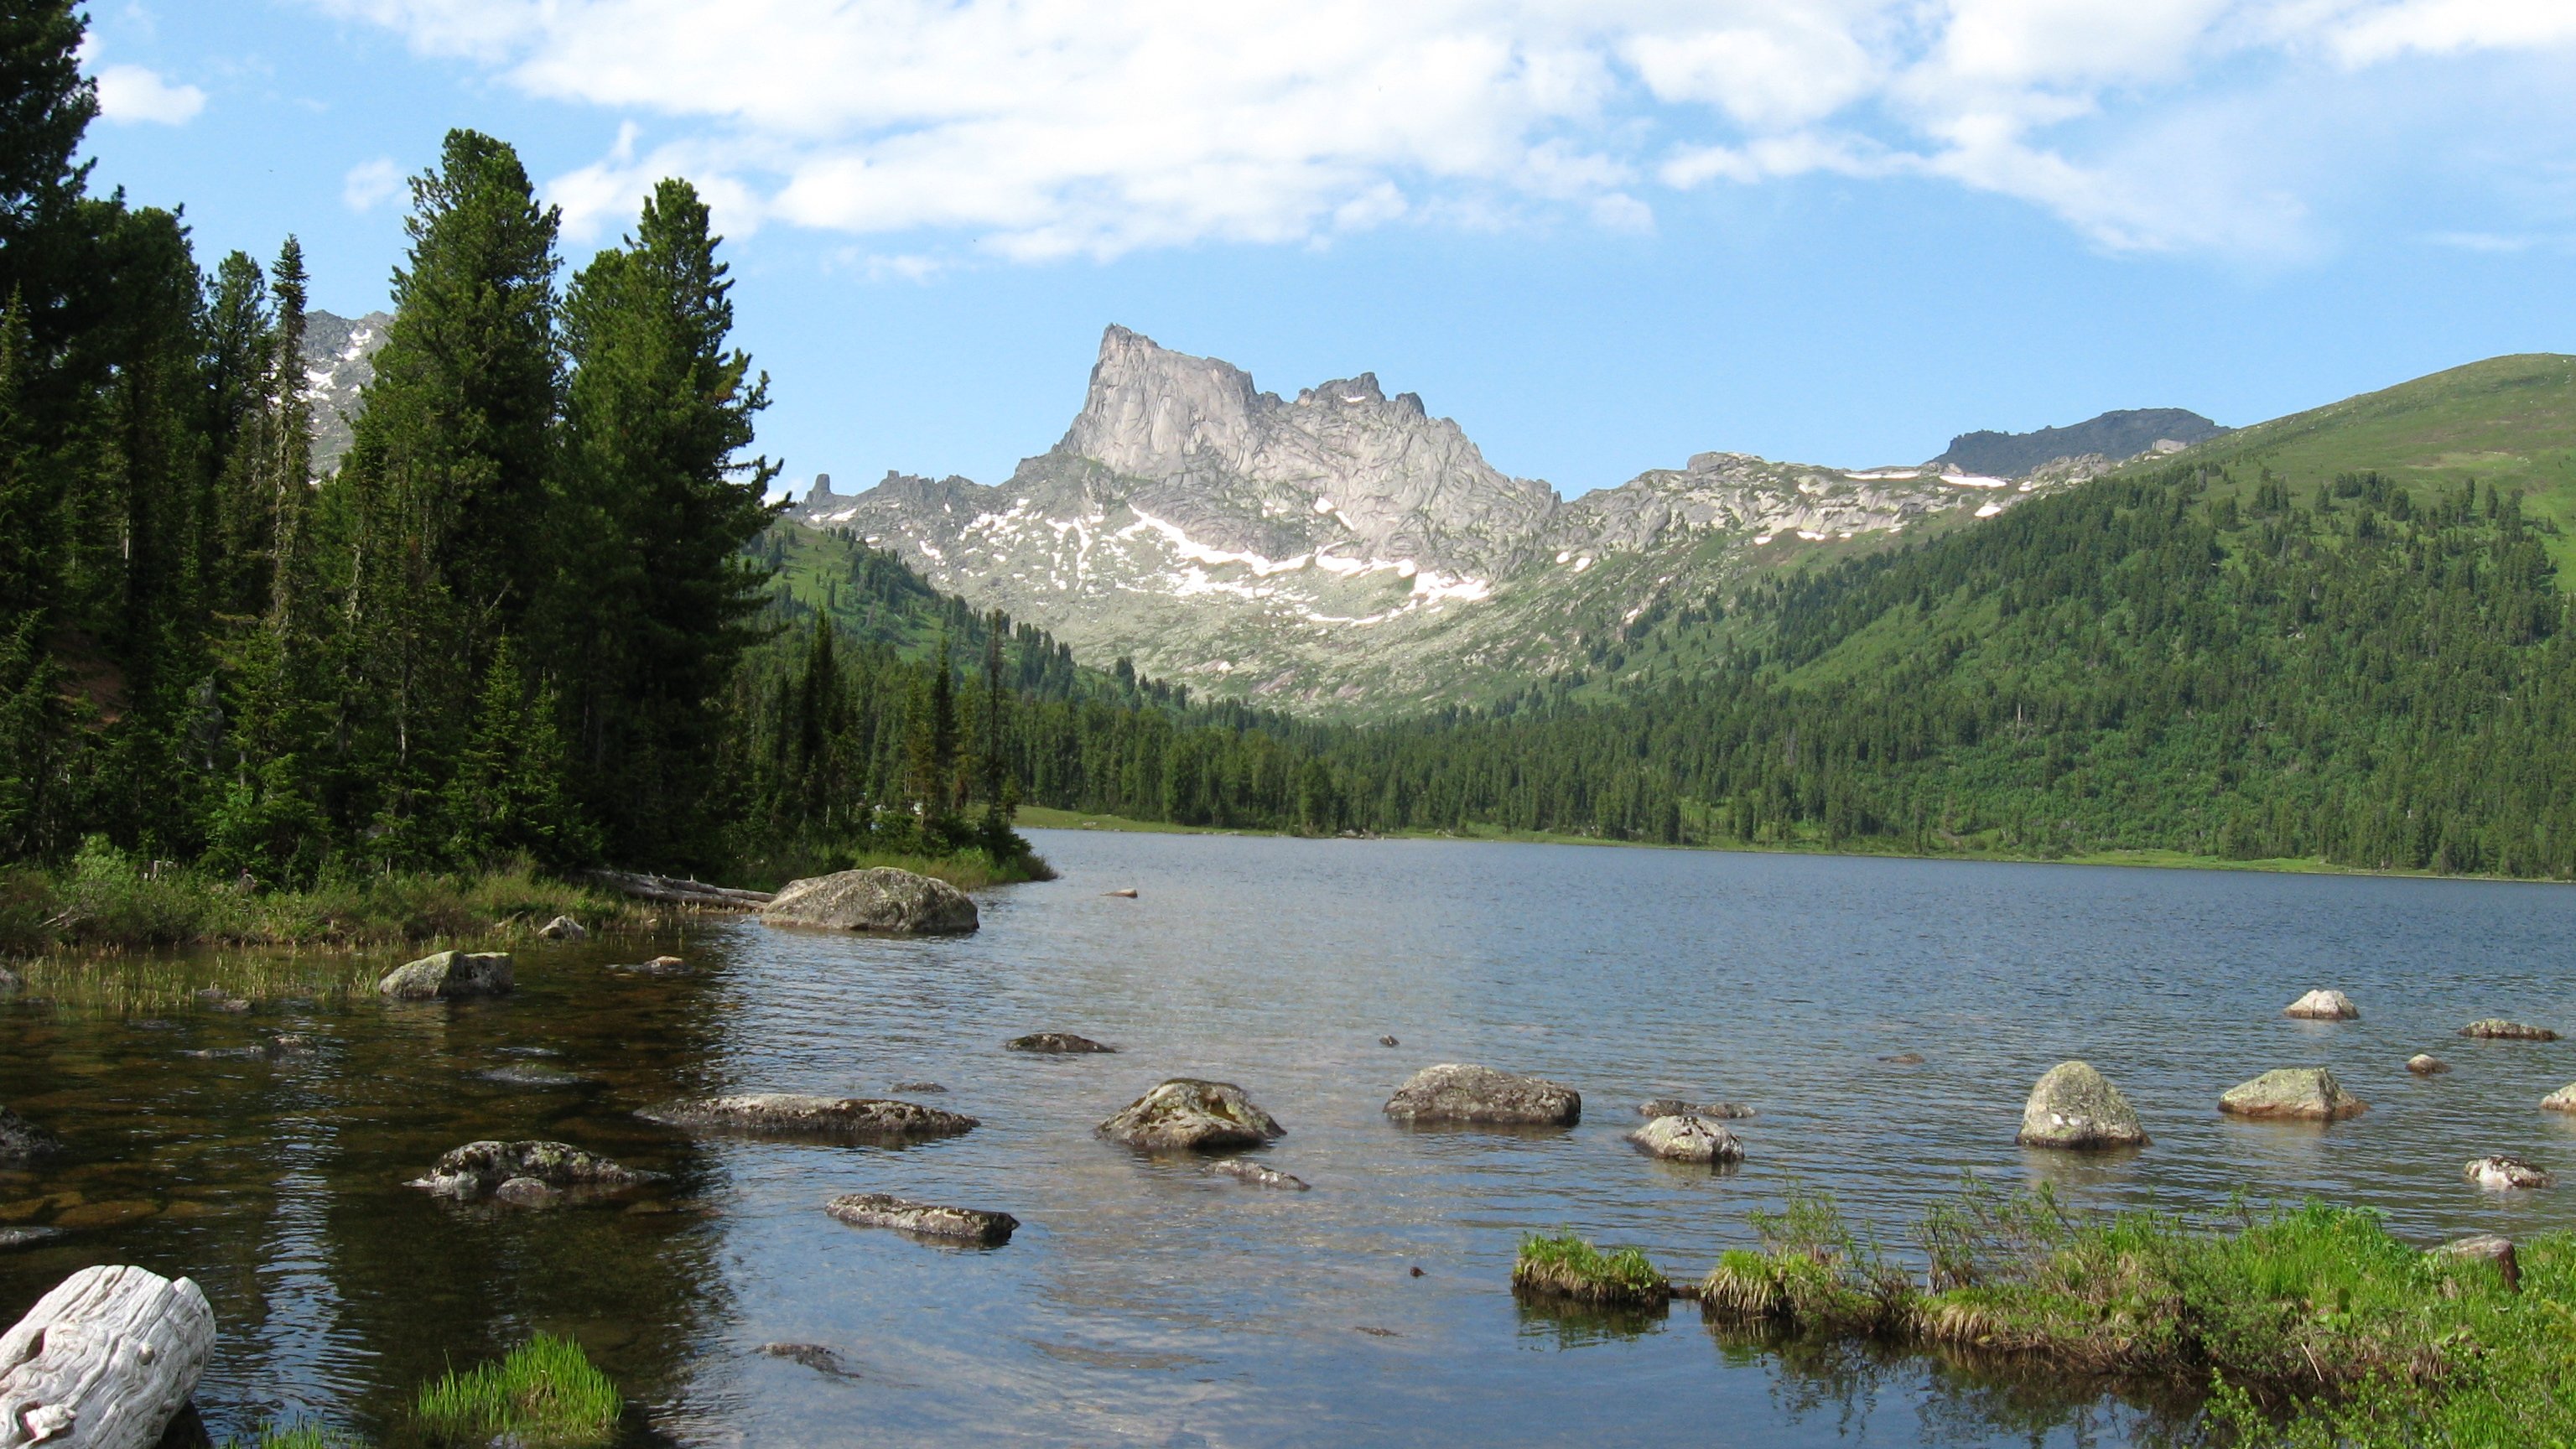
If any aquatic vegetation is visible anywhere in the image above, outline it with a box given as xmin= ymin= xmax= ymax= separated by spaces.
xmin=220 ymin=1420 xmax=366 ymax=1448
xmin=1513 ymin=1231 xmax=1669 ymax=1308
xmin=414 ymin=1333 xmax=621 ymax=1448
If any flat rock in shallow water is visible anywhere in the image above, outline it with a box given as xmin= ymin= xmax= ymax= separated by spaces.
xmin=1637 ymin=1098 xmax=1753 ymax=1120
xmin=408 ymin=1140 xmax=657 ymax=1200
xmin=2017 ymin=1061 xmax=2149 ymax=1149
xmin=610 ymin=955 xmax=690 ymax=976
xmin=758 ymin=1343 xmax=860 ymax=1378
xmin=2219 ymin=1067 xmax=2366 ymax=1121
xmin=2284 ymin=989 xmax=2359 ymax=1020
xmin=1213 ymin=1159 xmax=1310 ymax=1190
xmin=1097 ymin=1079 xmax=1285 ymax=1150
xmin=0 ymin=1105 xmax=61 ymax=1165
xmin=480 ymin=1064 xmax=594 ymax=1088
xmin=2408 ymin=1054 xmax=2451 ymax=1075
xmin=2462 ymin=1019 xmax=2559 ymax=1041
xmin=1626 ymin=1114 xmax=1743 ymax=1163
xmin=825 ymin=1192 xmax=1017 ymax=1244
xmin=1006 ymin=1031 xmax=1115 ymax=1054
xmin=1879 ymin=1052 xmax=1927 ymax=1066
xmin=890 ymin=1081 xmax=946 ymax=1093
xmin=639 ymin=1093 xmax=977 ymax=1141
xmin=2466 ymin=1155 xmax=2552 ymax=1190
xmin=762 ymin=868 xmax=978 ymax=935
xmin=1384 ymin=1064 xmax=1579 ymax=1127
xmin=377 ymin=949 xmax=513 ymax=1000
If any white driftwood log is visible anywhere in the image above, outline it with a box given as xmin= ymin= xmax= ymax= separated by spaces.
xmin=579 ymin=869 xmax=773 ymax=909
xmin=0 ymin=1265 xmax=213 ymax=1448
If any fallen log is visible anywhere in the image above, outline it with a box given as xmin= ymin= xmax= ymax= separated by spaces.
xmin=579 ymin=870 xmax=773 ymax=910
xmin=0 ymin=1265 xmax=215 ymax=1449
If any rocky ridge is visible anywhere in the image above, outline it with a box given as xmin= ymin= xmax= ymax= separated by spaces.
xmin=300 ymin=309 xmax=392 ymax=476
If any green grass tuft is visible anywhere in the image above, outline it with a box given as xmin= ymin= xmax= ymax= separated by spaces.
xmin=414 ymin=1333 xmax=621 ymax=1448
xmin=219 ymin=1423 xmax=366 ymax=1449
xmin=1513 ymin=1230 xmax=1669 ymax=1308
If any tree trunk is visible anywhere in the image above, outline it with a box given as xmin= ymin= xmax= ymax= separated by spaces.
xmin=0 ymin=1265 xmax=214 ymax=1449
xmin=579 ymin=868 xmax=772 ymax=909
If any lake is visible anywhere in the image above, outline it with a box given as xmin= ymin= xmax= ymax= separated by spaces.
xmin=8 ymin=831 xmax=2576 ymax=1446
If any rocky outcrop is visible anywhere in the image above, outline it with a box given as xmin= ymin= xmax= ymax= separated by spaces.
xmin=0 ymin=1105 xmax=61 ymax=1165
xmin=826 ymin=1192 xmax=1018 ymax=1245
xmin=2408 ymin=1054 xmax=2450 ymax=1075
xmin=1638 ymin=1098 xmax=1753 ymax=1120
xmin=377 ymin=950 xmax=513 ymax=1000
xmin=1929 ymin=408 xmax=2226 ymax=480
xmin=2462 ymin=1019 xmax=2559 ymax=1041
xmin=761 ymin=868 xmax=978 ymax=935
xmin=2465 ymin=1155 xmax=2552 ymax=1190
xmin=1006 ymin=1031 xmax=1116 ymax=1053
xmin=2219 ymin=1067 xmax=2366 ymax=1121
xmin=2016 ymin=1061 xmax=2150 ymax=1148
xmin=406 ymin=1140 xmax=657 ymax=1201
xmin=2283 ymin=989 xmax=2358 ymax=1020
xmin=638 ymin=1093 xmax=977 ymax=1142
xmin=1626 ymin=1114 xmax=1744 ymax=1164
xmin=1213 ymin=1159 xmax=1310 ymax=1191
xmin=1096 ymin=1079 xmax=1285 ymax=1150
xmin=1384 ymin=1064 xmax=1579 ymax=1127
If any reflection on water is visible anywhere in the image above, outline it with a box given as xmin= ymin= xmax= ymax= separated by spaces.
xmin=8 ymin=833 xmax=2576 ymax=1445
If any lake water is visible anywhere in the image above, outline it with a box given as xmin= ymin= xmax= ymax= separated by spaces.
xmin=8 ymin=832 xmax=2576 ymax=1446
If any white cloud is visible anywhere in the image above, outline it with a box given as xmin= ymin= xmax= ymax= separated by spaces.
xmin=308 ymin=0 xmax=2576 ymax=263
xmin=94 ymin=62 xmax=205 ymax=125
xmin=342 ymin=157 xmax=404 ymax=212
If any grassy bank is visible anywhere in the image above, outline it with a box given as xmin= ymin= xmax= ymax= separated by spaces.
xmin=1519 ymin=1186 xmax=2568 ymax=1447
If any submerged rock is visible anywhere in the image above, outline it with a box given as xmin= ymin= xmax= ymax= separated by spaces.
xmin=1213 ymin=1159 xmax=1311 ymax=1191
xmin=1097 ymin=1079 xmax=1285 ymax=1150
xmin=638 ymin=1093 xmax=978 ymax=1142
xmin=1005 ymin=1031 xmax=1115 ymax=1054
xmin=538 ymin=915 xmax=589 ymax=941
xmin=377 ymin=949 xmax=514 ymax=1001
xmin=609 ymin=955 xmax=691 ymax=976
xmin=2433 ymin=1233 xmax=2521 ymax=1291
xmin=2466 ymin=1155 xmax=2552 ymax=1190
xmin=1104 ymin=888 xmax=1139 ymax=898
xmin=2017 ymin=1061 xmax=2149 ymax=1149
xmin=2408 ymin=1054 xmax=2451 ymax=1076
xmin=825 ymin=1192 xmax=1018 ymax=1244
xmin=480 ymin=1063 xmax=594 ymax=1088
xmin=890 ymin=1080 xmax=947 ymax=1093
xmin=491 ymin=1176 xmax=563 ymax=1208
xmin=2461 ymin=1019 xmax=2560 ymax=1041
xmin=1384 ymin=1064 xmax=1580 ymax=1127
xmin=762 ymin=868 xmax=978 ymax=936
xmin=758 ymin=1343 xmax=861 ymax=1378
xmin=2284 ymin=989 xmax=2359 ymax=1021
xmin=2220 ymin=1067 xmax=2366 ymax=1120
xmin=1379 ymin=1035 xmax=1400 ymax=1047
xmin=1879 ymin=1052 xmax=1927 ymax=1066
xmin=407 ymin=1140 xmax=657 ymax=1200
xmin=1626 ymin=1114 xmax=1744 ymax=1164
xmin=0 ymin=1105 xmax=61 ymax=1165
xmin=1638 ymin=1098 xmax=1754 ymax=1120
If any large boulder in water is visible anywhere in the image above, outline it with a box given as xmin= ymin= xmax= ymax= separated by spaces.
xmin=761 ymin=868 xmax=977 ymax=936
xmin=2016 ymin=1061 xmax=2149 ymax=1149
xmin=2462 ymin=1019 xmax=2560 ymax=1041
xmin=1096 ymin=1079 xmax=1285 ymax=1150
xmin=0 ymin=1105 xmax=60 ymax=1165
xmin=406 ymin=1140 xmax=658 ymax=1200
xmin=377 ymin=950 xmax=513 ymax=1000
xmin=2284 ymin=989 xmax=2358 ymax=1021
xmin=2219 ymin=1067 xmax=2366 ymax=1121
xmin=827 ymin=1192 xmax=1018 ymax=1245
xmin=1626 ymin=1114 xmax=1743 ymax=1163
xmin=638 ymin=1093 xmax=977 ymax=1142
xmin=1384 ymin=1064 xmax=1580 ymax=1127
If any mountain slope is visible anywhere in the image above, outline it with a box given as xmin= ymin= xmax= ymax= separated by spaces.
xmin=1930 ymin=408 xmax=2225 ymax=479
xmin=301 ymin=308 xmax=391 ymax=475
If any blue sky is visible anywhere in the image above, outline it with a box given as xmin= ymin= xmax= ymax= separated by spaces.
xmin=74 ymin=0 xmax=2576 ymax=496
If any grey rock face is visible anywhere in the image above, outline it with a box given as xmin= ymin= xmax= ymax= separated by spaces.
xmin=1006 ymin=1031 xmax=1115 ymax=1054
xmin=1384 ymin=1064 xmax=1579 ymax=1127
xmin=638 ymin=1093 xmax=977 ymax=1142
xmin=826 ymin=1192 xmax=1018 ymax=1244
xmin=2463 ymin=1019 xmax=2559 ymax=1041
xmin=2016 ymin=1061 xmax=2149 ymax=1149
xmin=1096 ymin=1078 xmax=1285 ymax=1150
xmin=377 ymin=950 xmax=513 ymax=1000
xmin=1638 ymin=1098 xmax=1753 ymax=1120
xmin=0 ymin=1105 xmax=61 ymax=1165
xmin=299 ymin=309 xmax=392 ymax=476
xmin=1626 ymin=1114 xmax=1743 ymax=1163
xmin=2466 ymin=1155 xmax=2552 ymax=1190
xmin=2219 ymin=1067 xmax=2366 ymax=1120
xmin=2284 ymin=989 xmax=2358 ymax=1020
xmin=762 ymin=868 xmax=978 ymax=935
xmin=1930 ymin=408 xmax=2227 ymax=480
xmin=408 ymin=1140 xmax=657 ymax=1201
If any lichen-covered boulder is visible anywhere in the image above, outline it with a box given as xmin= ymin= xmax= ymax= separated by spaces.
xmin=2462 ymin=1019 xmax=2560 ymax=1041
xmin=2466 ymin=1155 xmax=2552 ymax=1190
xmin=2219 ymin=1067 xmax=2366 ymax=1120
xmin=377 ymin=950 xmax=513 ymax=1000
xmin=1096 ymin=1078 xmax=1285 ymax=1150
xmin=0 ymin=1105 xmax=61 ymax=1165
xmin=638 ymin=1093 xmax=977 ymax=1141
xmin=762 ymin=868 xmax=978 ymax=935
xmin=2284 ymin=989 xmax=2358 ymax=1020
xmin=2408 ymin=1054 xmax=2451 ymax=1075
xmin=826 ymin=1192 xmax=1017 ymax=1244
xmin=1626 ymin=1114 xmax=1744 ymax=1164
xmin=1383 ymin=1064 xmax=1580 ymax=1127
xmin=1005 ymin=1032 xmax=1115 ymax=1054
xmin=406 ymin=1140 xmax=657 ymax=1200
xmin=1639 ymin=1098 xmax=1754 ymax=1119
xmin=2017 ymin=1061 xmax=2150 ymax=1148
